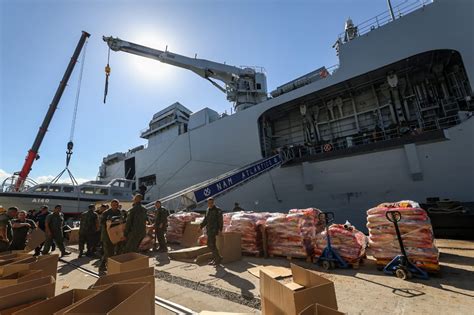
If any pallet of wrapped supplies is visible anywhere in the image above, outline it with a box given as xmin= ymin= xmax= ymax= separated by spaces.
xmin=265 ymin=213 xmax=308 ymax=258
xmin=226 ymin=212 xmax=272 ymax=255
xmin=366 ymin=200 xmax=440 ymax=273
xmin=313 ymin=223 xmax=367 ymax=264
xmin=166 ymin=212 xmax=202 ymax=244
xmin=197 ymin=211 xmax=241 ymax=246
xmin=288 ymin=208 xmax=324 ymax=255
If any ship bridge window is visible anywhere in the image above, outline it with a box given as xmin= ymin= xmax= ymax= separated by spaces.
xmin=34 ymin=186 xmax=48 ymax=192
xmin=112 ymin=181 xmax=126 ymax=188
xmin=48 ymin=186 xmax=61 ymax=193
xmin=80 ymin=187 xmax=95 ymax=195
xmin=95 ymin=188 xmax=109 ymax=195
xmin=63 ymin=187 xmax=75 ymax=193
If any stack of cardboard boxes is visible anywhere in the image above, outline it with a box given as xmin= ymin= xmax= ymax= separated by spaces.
xmin=0 ymin=251 xmax=155 ymax=315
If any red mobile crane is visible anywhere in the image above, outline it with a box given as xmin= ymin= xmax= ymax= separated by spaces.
xmin=14 ymin=31 xmax=90 ymax=191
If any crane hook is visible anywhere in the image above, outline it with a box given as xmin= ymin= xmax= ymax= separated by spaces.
xmin=103 ymin=47 xmax=111 ymax=103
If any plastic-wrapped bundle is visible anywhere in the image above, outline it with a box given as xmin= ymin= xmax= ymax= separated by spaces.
xmin=266 ymin=213 xmax=308 ymax=258
xmin=227 ymin=212 xmax=272 ymax=254
xmin=366 ymin=200 xmax=440 ymax=272
xmin=288 ymin=208 xmax=324 ymax=254
xmin=166 ymin=212 xmax=202 ymax=244
xmin=313 ymin=224 xmax=367 ymax=263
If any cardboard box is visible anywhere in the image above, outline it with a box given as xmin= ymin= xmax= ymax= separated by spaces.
xmin=199 ymin=312 xmax=254 ymax=315
xmin=62 ymin=283 xmax=153 ymax=315
xmin=107 ymin=252 xmax=149 ymax=275
xmin=0 ymin=253 xmax=31 ymax=262
xmin=0 ymin=270 xmax=43 ymax=287
xmin=168 ymin=246 xmax=211 ymax=262
xmin=1 ymin=299 xmax=44 ymax=315
xmin=217 ymin=232 xmax=241 ymax=264
xmin=11 ymin=289 xmax=99 ymax=315
xmin=1 ymin=254 xmax=59 ymax=279
xmin=260 ymin=264 xmax=338 ymax=315
xmin=0 ymin=276 xmax=55 ymax=311
xmin=24 ymin=229 xmax=46 ymax=252
xmin=67 ymin=228 xmax=80 ymax=245
xmin=92 ymin=267 xmax=154 ymax=287
xmin=248 ymin=266 xmax=292 ymax=279
xmin=299 ymin=303 xmax=346 ymax=315
xmin=106 ymin=222 xmax=125 ymax=245
xmin=181 ymin=222 xmax=202 ymax=247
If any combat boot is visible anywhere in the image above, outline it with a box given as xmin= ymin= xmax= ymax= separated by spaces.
xmin=61 ymin=251 xmax=71 ymax=257
xmin=78 ymin=250 xmax=84 ymax=258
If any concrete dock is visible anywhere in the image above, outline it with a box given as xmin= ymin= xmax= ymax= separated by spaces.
xmin=58 ymin=239 xmax=474 ymax=314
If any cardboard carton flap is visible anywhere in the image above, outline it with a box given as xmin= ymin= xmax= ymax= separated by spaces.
xmin=108 ymin=252 xmax=148 ymax=263
xmin=11 ymin=289 xmax=99 ymax=315
xmin=93 ymin=267 xmax=154 ymax=287
xmin=62 ymin=283 xmax=152 ymax=314
xmin=0 ymin=276 xmax=55 ymax=311
xmin=298 ymin=303 xmax=346 ymax=315
xmin=0 ymin=276 xmax=54 ymax=297
xmin=284 ymin=281 xmax=305 ymax=291
xmin=249 ymin=266 xmax=292 ymax=279
xmin=291 ymin=264 xmax=333 ymax=287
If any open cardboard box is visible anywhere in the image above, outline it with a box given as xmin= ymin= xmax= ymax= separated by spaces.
xmin=107 ymin=252 xmax=149 ymax=275
xmin=24 ymin=229 xmax=46 ymax=252
xmin=1 ymin=254 xmax=58 ymax=278
xmin=217 ymin=232 xmax=241 ymax=264
xmin=92 ymin=267 xmax=154 ymax=287
xmin=0 ymin=276 xmax=55 ymax=311
xmin=299 ymin=303 xmax=346 ymax=315
xmin=61 ymin=282 xmax=153 ymax=315
xmin=260 ymin=264 xmax=338 ymax=315
xmin=168 ymin=246 xmax=211 ymax=262
xmin=11 ymin=288 xmax=99 ymax=315
xmin=181 ymin=222 xmax=202 ymax=247
xmin=0 ymin=269 xmax=43 ymax=287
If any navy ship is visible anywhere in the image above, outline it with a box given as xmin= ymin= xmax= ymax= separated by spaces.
xmin=98 ymin=0 xmax=474 ymax=236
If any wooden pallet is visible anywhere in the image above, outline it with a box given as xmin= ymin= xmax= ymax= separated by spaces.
xmin=269 ymin=254 xmax=312 ymax=263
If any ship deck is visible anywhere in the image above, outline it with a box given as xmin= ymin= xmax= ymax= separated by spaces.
xmin=58 ymin=238 xmax=474 ymax=314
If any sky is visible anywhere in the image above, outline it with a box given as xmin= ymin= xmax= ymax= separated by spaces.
xmin=0 ymin=0 xmax=400 ymax=184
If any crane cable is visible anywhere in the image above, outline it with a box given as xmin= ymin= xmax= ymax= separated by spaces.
xmin=103 ymin=47 xmax=111 ymax=103
xmin=52 ymin=39 xmax=88 ymax=186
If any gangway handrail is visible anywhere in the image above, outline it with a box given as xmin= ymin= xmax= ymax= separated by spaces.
xmin=145 ymin=154 xmax=284 ymax=211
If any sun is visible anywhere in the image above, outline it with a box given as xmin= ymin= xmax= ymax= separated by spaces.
xmin=122 ymin=30 xmax=182 ymax=84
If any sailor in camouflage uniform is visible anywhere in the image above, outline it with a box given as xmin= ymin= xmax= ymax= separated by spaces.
xmin=78 ymin=204 xmax=99 ymax=258
xmin=122 ymin=194 xmax=147 ymax=253
xmin=200 ymin=197 xmax=223 ymax=265
xmin=42 ymin=205 xmax=70 ymax=257
xmin=99 ymin=199 xmax=125 ymax=272
xmin=153 ymin=200 xmax=169 ymax=252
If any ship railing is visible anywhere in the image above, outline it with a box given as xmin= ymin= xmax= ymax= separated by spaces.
xmin=282 ymin=113 xmax=461 ymax=159
xmin=338 ymin=0 xmax=431 ymax=43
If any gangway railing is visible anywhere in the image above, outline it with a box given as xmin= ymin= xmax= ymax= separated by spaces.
xmin=145 ymin=154 xmax=284 ymax=211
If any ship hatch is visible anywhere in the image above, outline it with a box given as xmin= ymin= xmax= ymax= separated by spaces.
xmin=259 ymin=50 xmax=473 ymax=163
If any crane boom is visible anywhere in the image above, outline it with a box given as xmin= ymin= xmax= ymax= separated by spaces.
xmin=103 ymin=36 xmax=268 ymax=111
xmin=14 ymin=31 xmax=90 ymax=191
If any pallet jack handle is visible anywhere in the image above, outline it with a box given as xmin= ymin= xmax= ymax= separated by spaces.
xmin=386 ymin=210 xmax=409 ymax=262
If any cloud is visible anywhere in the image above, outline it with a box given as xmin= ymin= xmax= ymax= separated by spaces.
xmin=0 ymin=169 xmax=91 ymax=186
xmin=0 ymin=169 xmax=12 ymax=183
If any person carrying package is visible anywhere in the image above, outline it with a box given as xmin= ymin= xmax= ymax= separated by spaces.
xmin=34 ymin=205 xmax=54 ymax=255
xmin=10 ymin=210 xmax=36 ymax=250
xmin=99 ymin=199 xmax=126 ymax=272
xmin=78 ymin=204 xmax=99 ymax=258
xmin=0 ymin=206 xmax=12 ymax=252
xmin=200 ymin=197 xmax=223 ymax=265
xmin=42 ymin=204 xmax=71 ymax=257
xmin=153 ymin=200 xmax=169 ymax=252
xmin=122 ymin=194 xmax=147 ymax=253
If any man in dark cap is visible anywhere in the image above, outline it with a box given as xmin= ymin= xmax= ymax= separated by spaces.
xmin=200 ymin=197 xmax=223 ymax=265
xmin=42 ymin=205 xmax=70 ymax=257
xmin=78 ymin=204 xmax=99 ymax=258
xmin=123 ymin=194 xmax=147 ymax=253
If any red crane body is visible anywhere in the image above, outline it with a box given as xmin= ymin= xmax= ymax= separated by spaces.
xmin=15 ymin=31 xmax=90 ymax=191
